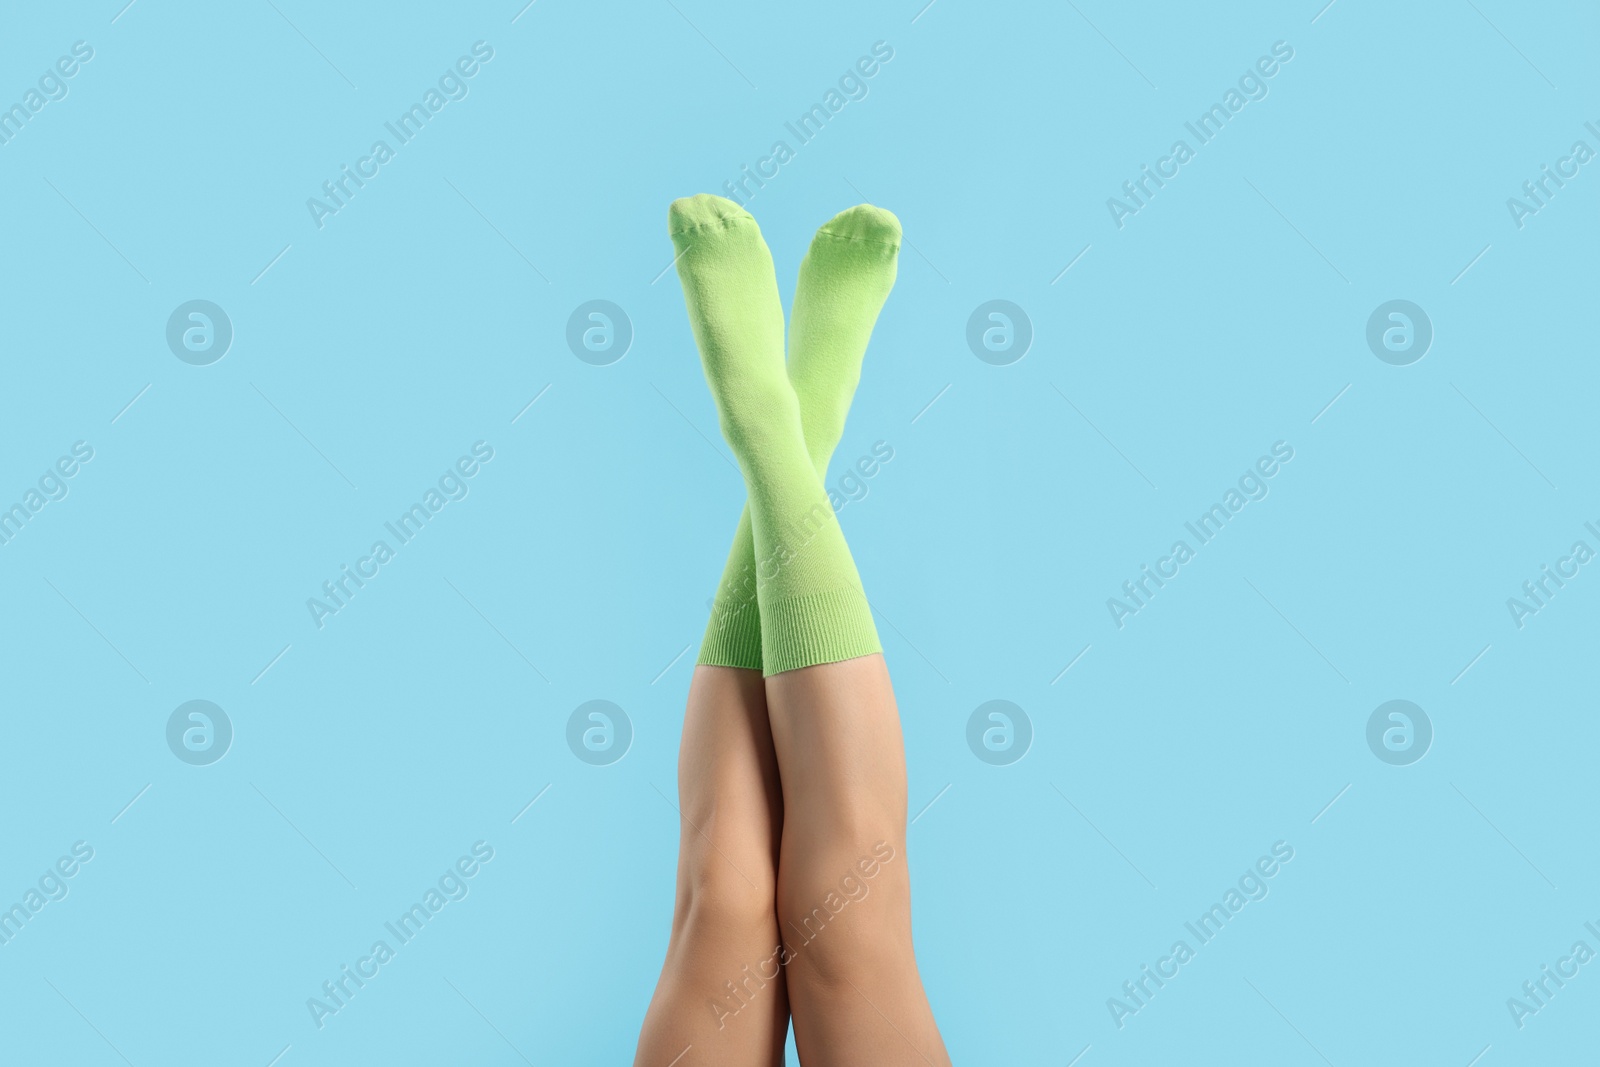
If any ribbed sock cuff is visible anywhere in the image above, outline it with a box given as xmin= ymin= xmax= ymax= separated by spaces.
xmin=697 ymin=600 xmax=765 ymax=671
xmin=760 ymin=586 xmax=881 ymax=676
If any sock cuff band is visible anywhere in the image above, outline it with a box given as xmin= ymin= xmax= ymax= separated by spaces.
xmin=760 ymin=587 xmax=882 ymax=677
xmin=697 ymin=602 xmax=765 ymax=672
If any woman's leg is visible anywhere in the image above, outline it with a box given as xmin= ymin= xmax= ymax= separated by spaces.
xmin=633 ymin=665 xmax=788 ymax=1067
xmin=661 ymin=193 xmax=924 ymax=1060
xmin=766 ymin=653 xmax=951 ymax=1066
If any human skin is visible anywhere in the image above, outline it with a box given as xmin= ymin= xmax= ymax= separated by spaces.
xmin=765 ymin=653 xmax=950 ymax=1066
xmin=634 ymin=654 xmax=950 ymax=1066
xmin=633 ymin=665 xmax=789 ymax=1067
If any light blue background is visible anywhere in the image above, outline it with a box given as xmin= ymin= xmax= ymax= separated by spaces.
xmin=2 ymin=1 xmax=1596 ymax=1064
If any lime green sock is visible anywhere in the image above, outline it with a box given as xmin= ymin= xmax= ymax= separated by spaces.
xmin=695 ymin=204 xmax=901 ymax=671
xmin=670 ymin=195 xmax=891 ymax=676
xmin=790 ymin=205 xmax=902 ymax=472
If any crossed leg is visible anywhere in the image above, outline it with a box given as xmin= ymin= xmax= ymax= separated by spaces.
xmin=635 ymin=655 xmax=950 ymax=1067
xmin=766 ymin=654 xmax=951 ymax=1066
xmin=639 ymin=194 xmax=945 ymax=1063
xmin=633 ymin=666 xmax=789 ymax=1067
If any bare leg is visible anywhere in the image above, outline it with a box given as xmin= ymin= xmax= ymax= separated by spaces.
xmin=765 ymin=653 xmax=951 ymax=1066
xmin=633 ymin=666 xmax=789 ymax=1067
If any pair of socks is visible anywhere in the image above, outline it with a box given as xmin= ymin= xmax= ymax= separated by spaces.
xmin=668 ymin=195 xmax=899 ymax=676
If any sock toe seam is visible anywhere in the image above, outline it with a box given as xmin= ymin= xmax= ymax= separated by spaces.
xmin=813 ymin=230 xmax=901 ymax=250
xmin=668 ymin=217 xmax=757 ymax=237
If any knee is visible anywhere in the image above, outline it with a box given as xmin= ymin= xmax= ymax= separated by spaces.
xmin=775 ymin=840 xmax=910 ymax=983
xmin=778 ymin=892 xmax=901 ymax=989
xmin=675 ymin=845 xmax=778 ymax=937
